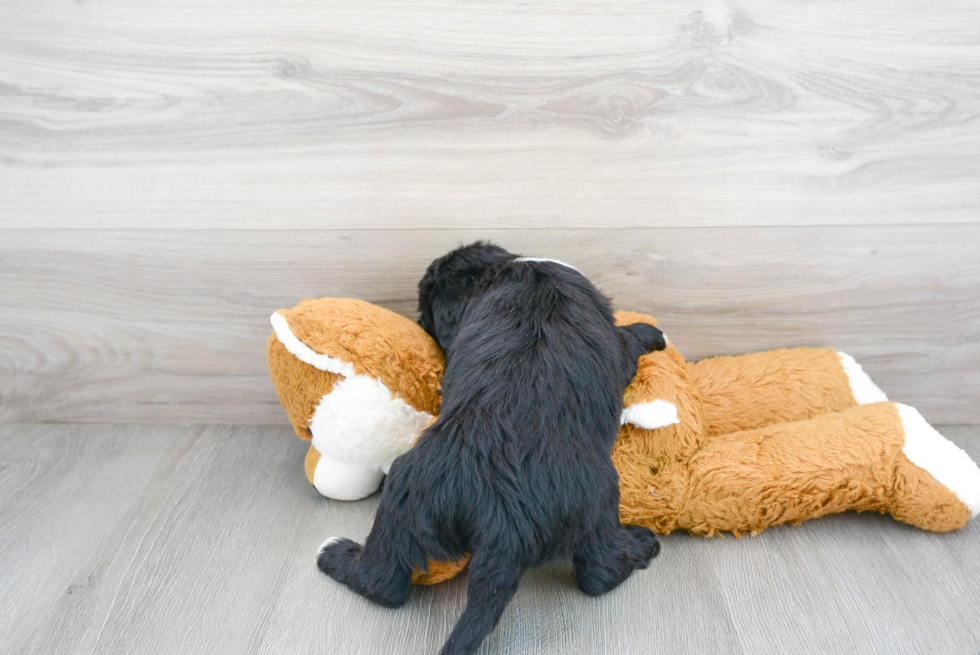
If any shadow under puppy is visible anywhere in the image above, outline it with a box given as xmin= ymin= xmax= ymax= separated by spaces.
xmin=318 ymin=242 xmax=666 ymax=655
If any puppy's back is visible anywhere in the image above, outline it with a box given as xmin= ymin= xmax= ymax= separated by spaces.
xmin=441 ymin=260 xmax=625 ymax=429
xmin=410 ymin=260 xmax=627 ymax=554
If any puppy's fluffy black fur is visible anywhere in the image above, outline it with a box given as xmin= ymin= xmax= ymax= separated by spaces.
xmin=318 ymin=242 xmax=666 ymax=655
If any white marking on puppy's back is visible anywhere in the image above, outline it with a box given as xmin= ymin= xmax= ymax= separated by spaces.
xmin=512 ymin=257 xmax=580 ymax=273
xmin=897 ymin=403 xmax=980 ymax=517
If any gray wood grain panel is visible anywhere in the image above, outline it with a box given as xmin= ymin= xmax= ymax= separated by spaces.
xmin=11 ymin=424 xmax=315 ymax=655
xmin=2 ymin=0 xmax=979 ymax=229
xmin=925 ymin=426 xmax=980 ymax=645
xmin=260 ymin=502 xmax=742 ymax=655
xmin=711 ymin=515 xmax=980 ymax=654
xmin=2 ymin=226 xmax=978 ymax=424
xmin=0 ymin=423 xmax=189 ymax=653
xmin=2 ymin=423 xmax=979 ymax=654
xmin=708 ymin=427 xmax=980 ymax=655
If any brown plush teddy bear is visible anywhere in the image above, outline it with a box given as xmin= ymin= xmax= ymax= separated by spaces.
xmin=268 ymin=298 xmax=980 ymax=583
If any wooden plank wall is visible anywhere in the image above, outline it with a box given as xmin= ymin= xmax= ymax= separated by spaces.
xmin=1 ymin=0 xmax=978 ymax=424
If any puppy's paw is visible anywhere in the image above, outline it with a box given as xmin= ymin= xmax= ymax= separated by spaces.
xmin=316 ymin=537 xmax=362 ymax=582
xmin=623 ymin=323 xmax=667 ymax=353
xmin=625 ymin=524 xmax=661 ymax=568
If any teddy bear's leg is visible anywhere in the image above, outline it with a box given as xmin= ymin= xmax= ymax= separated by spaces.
xmin=306 ymin=448 xmax=385 ymax=501
xmin=304 ymin=443 xmax=321 ymax=485
xmin=688 ymin=348 xmax=887 ymax=437
xmin=304 ymin=444 xmax=385 ymax=500
xmin=887 ymin=404 xmax=980 ymax=530
xmin=678 ymin=402 xmax=979 ymax=535
xmin=572 ymin=484 xmax=660 ymax=595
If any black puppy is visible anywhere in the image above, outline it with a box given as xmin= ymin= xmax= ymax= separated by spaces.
xmin=317 ymin=242 xmax=666 ymax=655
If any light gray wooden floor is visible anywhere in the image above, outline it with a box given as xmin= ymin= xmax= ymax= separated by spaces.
xmin=2 ymin=423 xmax=979 ymax=654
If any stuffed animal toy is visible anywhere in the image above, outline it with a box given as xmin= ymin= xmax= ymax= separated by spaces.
xmin=268 ymin=298 xmax=444 ymax=501
xmin=268 ymin=298 xmax=980 ymax=584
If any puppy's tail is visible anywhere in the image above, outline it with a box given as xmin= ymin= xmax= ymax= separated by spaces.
xmin=439 ymin=555 xmax=523 ymax=655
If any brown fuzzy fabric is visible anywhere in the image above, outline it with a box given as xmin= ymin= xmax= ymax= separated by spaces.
xmin=690 ymin=348 xmax=856 ymax=437
xmin=269 ymin=300 xmax=973 ymax=585
xmin=268 ymin=335 xmax=341 ymax=441
xmin=268 ymin=298 xmax=444 ymax=441
xmin=411 ymin=555 xmax=472 ymax=585
xmin=610 ymin=311 xmax=969 ymax=536
xmin=660 ymin=403 xmax=966 ymax=536
xmin=304 ymin=442 xmax=321 ymax=480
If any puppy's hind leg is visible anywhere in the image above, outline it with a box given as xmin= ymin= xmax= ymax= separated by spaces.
xmin=316 ymin=506 xmax=414 ymax=608
xmin=574 ymin=501 xmax=660 ymax=597
xmin=439 ymin=552 xmax=524 ymax=655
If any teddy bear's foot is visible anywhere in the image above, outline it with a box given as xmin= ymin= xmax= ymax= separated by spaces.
xmin=677 ymin=402 xmax=980 ymax=536
xmin=888 ymin=404 xmax=980 ymax=531
xmin=308 ymin=450 xmax=385 ymax=501
xmin=836 ymin=352 xmax=888 ymax=404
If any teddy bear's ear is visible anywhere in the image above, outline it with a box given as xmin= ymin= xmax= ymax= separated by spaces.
xmin=268 ymin=298 xmax=445 ymax=500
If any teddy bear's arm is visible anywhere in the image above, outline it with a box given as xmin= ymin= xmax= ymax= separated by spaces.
xmin=676 ymin=402 xmax=980 ymax=536
xmin=687 ymin=348 xmax=885 ymax=438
